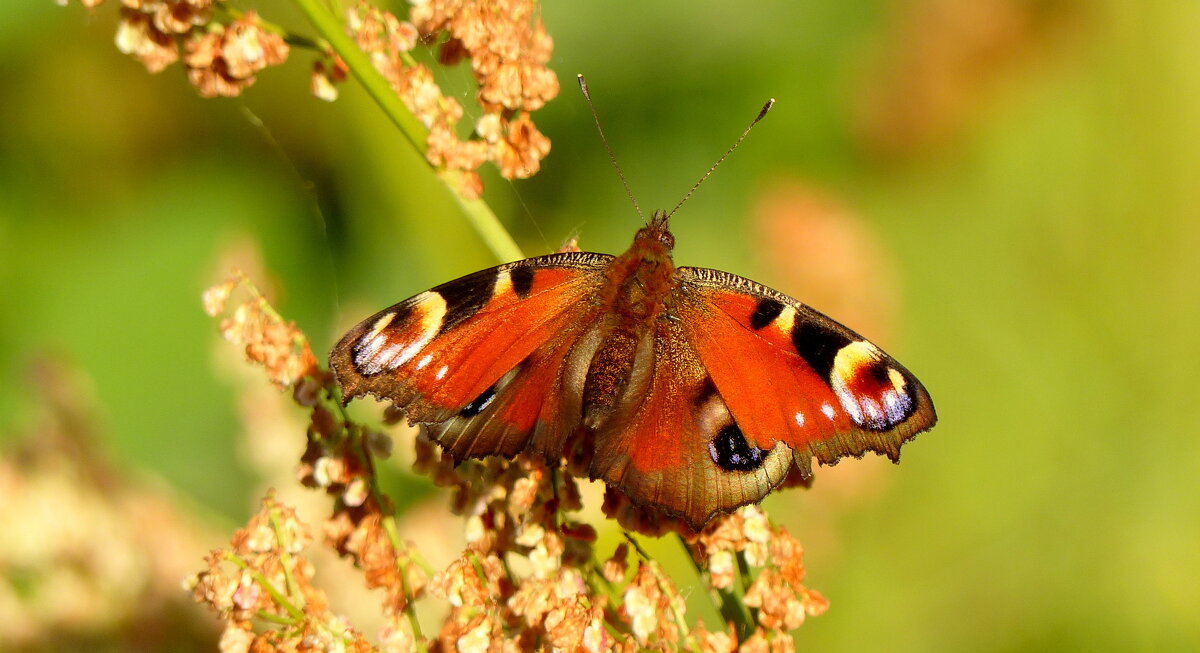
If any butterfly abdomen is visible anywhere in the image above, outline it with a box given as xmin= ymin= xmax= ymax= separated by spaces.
xmin=581 ymin=327 xmax=642 ymax=427
xmin=580 ymin=220 xmax=680 ymax=427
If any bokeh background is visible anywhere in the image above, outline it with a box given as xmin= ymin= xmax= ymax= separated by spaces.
xmin=3 ymin=0 xmax=1199 ymax=650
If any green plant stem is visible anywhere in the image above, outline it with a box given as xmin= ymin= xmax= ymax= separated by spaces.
xmin=387 ymin=521 xmax=429 ymax=650
xmin=623 ymin=531 xmax=651 ymax=560
xmin=269 ymin=507 xmax=306 ymax=611
xmin=440 ymin=170 xmax=525 ymax=261
xmin=287 ymin=0 xmax=524 ymax=262
xmin=735 ymin=550 xmax=754 ymax=596
xmin=223 ymin=552 xmax=306 ymax=622
xmin=356 ymin=430 xmax=429 ymax=649
xmin=255 ymin=611 xmax=301 ymax=626
xmin=675 ymin=534 xmax=755 ymax=642
xmin=316 ymin=383 xmax=428 ymax=649
xmin=648 ymin=561 xmax=700 ymax=653
xmin=290 ymin=0 xmax=425 ymax=152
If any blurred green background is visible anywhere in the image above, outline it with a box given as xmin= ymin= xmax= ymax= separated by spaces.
xmin=3 ymin=0 xmax=1199 ymax=650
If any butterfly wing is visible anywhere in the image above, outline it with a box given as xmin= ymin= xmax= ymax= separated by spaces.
xmin=587 ymin=316 xmax=797 ymax=527
xmin=675 ymin=265 xmax=936 ymax=474
xmin=331 ymin=252 xmax=612 ymax=459
xmin=426 ymin=313 xmax=608 ymax=462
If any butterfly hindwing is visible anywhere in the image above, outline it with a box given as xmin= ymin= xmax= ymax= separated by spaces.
xmin=427 ymin=314 xmax=606 ymax=462
xmin=587 ymin=316 xmax=795 ymax=527
xmin=331 ymin=252 xmax=612 ymax=434
xmin=675 ymin=266 xmax=936 ymax=475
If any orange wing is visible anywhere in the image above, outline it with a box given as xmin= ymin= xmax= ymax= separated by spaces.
xmin=675 ymin=266 xmax=936 ymax=475
xmin=331 ymin=252 xmax=611 ymax=459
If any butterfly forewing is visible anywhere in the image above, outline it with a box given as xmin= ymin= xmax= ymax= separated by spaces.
xmin=331 ymin=252 xmax=612 ymax=426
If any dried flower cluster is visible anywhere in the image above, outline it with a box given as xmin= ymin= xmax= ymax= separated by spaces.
xmin=197 ymin=273 xmax=828 ymax=651
xmin=693 ymin=506 xmax=830 ymax=648
xmin=109 ymin=0 xmax=289 ymax=97
xmin=70 ymin=0 xmax=558 ymax=197
xmin=188 ymin=493 xmax=375 ymax=651
xmin=184 ymin=13 xmax=290 ymax=97
xmin=203 ymin=272 xmax=318 ymax=388
xmin=347 ymin=0 xmax=558 ymax=198
xmin=413 ymin=0 xmax=557 ymax=179
xmin=412 ymin=0 xmax=558 ymax=113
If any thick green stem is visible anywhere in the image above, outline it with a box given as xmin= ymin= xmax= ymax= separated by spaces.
xmin=290 ymin=0 xmax=426 ymax=151
xmin=288 ymin=0 xmax=524 ymax=262
xmin=442 ymin=171 xmax=526 ymax=262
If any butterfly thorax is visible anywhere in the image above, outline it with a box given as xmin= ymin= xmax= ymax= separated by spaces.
xmin=581 ymin=215 xmax=678 ymax=428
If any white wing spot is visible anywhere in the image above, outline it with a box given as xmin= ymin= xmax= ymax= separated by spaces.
xmin=794 ymin=411 xmax=806 ymax=427
xmin=415 ymin=354 xmax=433 ymax=370
xmin=352 ymin=294 xmax=449 ymax=375
xmin=862 ymin=398 xmax=883 ymax=425
xmin=389 ymin=342 xmax=426 ymax=370
xmin=354 ymin=333 xmax=388 ymax=374
xmin=435 ymin=365 xmax=449 ymax=380
xmin=882 ymin=388 xmax=912 ymax=424
xmin=821 ymin=403 xmax=837 ymax=420
xmin=384 ymin=293 xmax=447 ymax=371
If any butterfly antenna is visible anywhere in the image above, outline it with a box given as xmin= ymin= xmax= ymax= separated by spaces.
xmin=578 ymin=74 xmax=645 ymax=223
xmin=666 ymin=98 xmax=775 ymax=220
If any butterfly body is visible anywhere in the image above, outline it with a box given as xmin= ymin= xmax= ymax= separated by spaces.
xmin=332 ymin=211 xmax=936 ymax=528
xmin=581 ymin=214 xmax=675 ymax=428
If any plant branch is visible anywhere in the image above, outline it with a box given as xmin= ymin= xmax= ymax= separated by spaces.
xmin=269 ymin=507 xmax=306 ymax=611
xmin=223 ymin=552 xmax=306 ymax=623
xmin=288 ymin=0 xmax=524 ymax=262
xmin=675 ymin=533 xmax=755 ymax=642
xmin=290 ymin=0 xmax=426 ymax=152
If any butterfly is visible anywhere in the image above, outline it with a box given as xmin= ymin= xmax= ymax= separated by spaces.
xmin=331 ymin=86 xmax=936 ymax=529
xmin=330 ymin=206 xmax=936 ymax=528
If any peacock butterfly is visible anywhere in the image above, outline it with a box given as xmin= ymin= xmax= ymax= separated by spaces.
xmin=330 ymin=86 xmax=936 ymax=529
